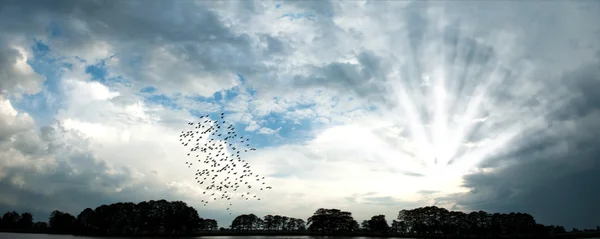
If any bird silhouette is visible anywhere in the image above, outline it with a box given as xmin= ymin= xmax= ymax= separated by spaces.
xmin=178 ymin=113 xmax=273 ymax=210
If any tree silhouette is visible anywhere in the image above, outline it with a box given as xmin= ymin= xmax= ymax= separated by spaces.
xmin=394 ymin=206 xmax=552 ymax=238
xmin=48 ymin=210 xmax=76 ymax=234
xmin=75 ymin=208 xmax=96 ymax=234
xmin=1 ymin=200 xmax=594 ymax=238
xmin=307 ymin=208 xmax=359 ymax=234
xmin=361 ymin=219 xmax=370 ymax=231
xmin=32 ymin=221 xmax=48 ymax=232
xmin=367 ymin=214 xmax=390 ymax=234
xmin=390 ymin=219 xmax=408 ymax=234
xmin=0 ymin=199 xmax=219 ymax=236
xmin=231 ymin=214 xmax=261 ymax=231
xmin=0 ymin=211 xmax=20 ymax=232
xmin=199 ymin=218 xmax=218 ymax=231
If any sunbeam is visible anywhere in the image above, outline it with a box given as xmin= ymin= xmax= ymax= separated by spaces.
xmin=376 ymin=12 xmax=558 ymax=196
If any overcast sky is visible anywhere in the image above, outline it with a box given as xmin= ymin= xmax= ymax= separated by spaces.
xmin=1 ymin=0 xmax=599 ymax=230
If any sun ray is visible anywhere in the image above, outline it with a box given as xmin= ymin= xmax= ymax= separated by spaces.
xmin=388 ymin=70 xmax=434 ymax=170
xmin=443 ymin=32 xmax=519 ymax=166
xmin=372 ymin=9 xmax=564 ymax=195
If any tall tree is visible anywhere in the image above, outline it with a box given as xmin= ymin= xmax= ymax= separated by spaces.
xmin=76 ymin=208 xmax=96 ymax=234
xmin=32 ymin=221 xmax=48 ymax=232
xmin=307 ymin=208 xmax=359 ymax=234
xmin=17 ymin=212 xmax=33 ymax=231
xmin=0 ymin=211 xmax=21 ymax=231
xmin=368 ymin=214 xmax=390 ymax=233
xmin=231 ymin=214 xmax=259 ymax=231
xmin=361 ymin=220 xmax=370 ymax=231
xmin=49 ymin=210 xmax=76 ymax=234
xmin=263 ymin=215 xmax=274 ymax=231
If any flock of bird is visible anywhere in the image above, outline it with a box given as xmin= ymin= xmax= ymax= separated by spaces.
xmin=178 ymin=112 xmax=272 ymax=214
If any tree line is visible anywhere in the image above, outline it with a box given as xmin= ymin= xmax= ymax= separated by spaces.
xmin=0 ymin=199 xmax=596 ymax=238
xmin=1 ymin=199 xmax=217 ymax=236
xmin=231 ymin=213 xmax=306 ymax=231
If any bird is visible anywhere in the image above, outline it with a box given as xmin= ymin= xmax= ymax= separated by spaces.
xmin=177 ymin=112 xmax=274 ymax=209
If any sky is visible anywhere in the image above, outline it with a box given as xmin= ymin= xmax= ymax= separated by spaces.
xmin=1 ymin=0 xmax=599 ymax=230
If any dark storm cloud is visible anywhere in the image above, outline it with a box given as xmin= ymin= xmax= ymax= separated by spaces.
xmin=0 ymin=120 xmax=232 ymax=224
xmin=0 ymin=0 xmax=291 ymax=96
xmin=438 ymin=53 xmax=600 ymax=229
xmin=550 ymin=63 xmax=600 ymax=120
xmin=0 ymin=124 xmax=104 ymax=212
xmin=0 ymin=121 xmax=135 ymax=215
xmin=0 ymin=169 xmax=233 ymax=224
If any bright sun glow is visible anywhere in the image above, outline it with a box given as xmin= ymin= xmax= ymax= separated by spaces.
xmin=371 ymin=22 xmax=534 ymax=197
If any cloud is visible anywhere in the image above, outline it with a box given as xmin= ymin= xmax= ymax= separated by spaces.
xmin=0 ymin=45 xmax=46 ymax=98
xmin=437 ymin=53 xmax=600 ymax=229
xmin=0 ymin=96 xmax=129 ymax=217
xmin=1 ymin=0 xmax=599 ymax=230
xmin=0 ymin=94 xmax=237 ymax=223
xmin=5 ymin=0 xmax=286 ymax=97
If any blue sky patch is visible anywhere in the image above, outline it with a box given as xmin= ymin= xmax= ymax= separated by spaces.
xmin=34 ymin=40 xmax=50 ymax=55
xmin=183 ymin=86 xmax=241 ymax=103
xmin=16 ymin=38 xmax=326 ymax=151
xmin=83 ymin=58 xmax=133 ymax=90
xmin=234 ymin=74 xmax=258 ymax=97
xmin=211 ymin=91 xmax=223 ymax=101
xmin=85 ymin=61 xmax=108 ymax=81
xmin=144 ymin=94 xmax=179 ymax=109
xmin=140 ymin=86 xmax=157 ymax=93
xmin=236 ymin=73 xmax=247 ymax=85
xmin=13 ymin=40 xmax=66 ymax=128
xmin=222 ymin=87 xmax=241 ymax=101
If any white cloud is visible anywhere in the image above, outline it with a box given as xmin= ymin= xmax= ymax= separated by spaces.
xmin=257 ymin=127 xmax=280 ymax=135
xmin=0 ymin=45 xmax=46 ymax=99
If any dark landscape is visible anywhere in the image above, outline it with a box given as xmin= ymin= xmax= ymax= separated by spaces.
xmin=1 ymin=199 xmax=599 ymax=238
